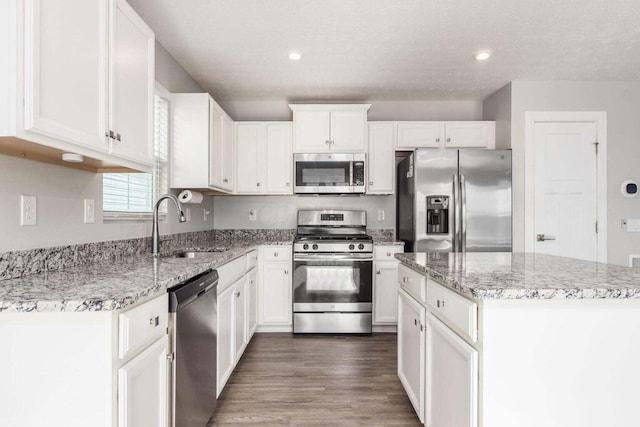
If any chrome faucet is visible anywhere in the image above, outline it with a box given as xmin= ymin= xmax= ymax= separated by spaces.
xmin=152 ymin=194 xmax=187 ymax=257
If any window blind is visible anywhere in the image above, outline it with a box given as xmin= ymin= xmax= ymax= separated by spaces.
xmin=103 ymin=89 xmax=170 ymax=218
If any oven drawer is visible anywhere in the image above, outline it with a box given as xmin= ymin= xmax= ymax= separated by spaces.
xmin=398 ymin=264 xmax=426 ymax=303
xmin=262 ymin=246 xmax=291 ymax=261
xmin=426 ymin=278 xmax=478 ymax=342
xmin=293 ymin=312 xmax=372 ymax=334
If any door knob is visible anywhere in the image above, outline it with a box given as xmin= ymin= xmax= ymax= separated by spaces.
xmin=536 ymin=234 xmax=557 ymax=242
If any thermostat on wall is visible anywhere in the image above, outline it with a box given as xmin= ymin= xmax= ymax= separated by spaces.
xmin=621 ymin=180 xmax=638 ymax=198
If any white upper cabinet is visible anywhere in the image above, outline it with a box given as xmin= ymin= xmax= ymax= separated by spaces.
xmin=22 ymin=0 xmax=109 ymax=153
xmin=108 ymin=0 xmax=154 ymax=165
xmin=367 ymin=122 xmax=396 ymax=194
xmin=396 ymin=121 xmax=495 ymax=149
xmin=444 ymin=121 xmax=495 ymax=148
xmin=397 ymin=122 xmax=444 ymax=149
xmin=171 ymin=94 xmax=235 ymax=193
xmin=0 ymin=0 xmax=155 ymax=172
xmin=290 ymin=104 xmax=370 ymax=153
xmin=236 ymin=122 xmax=292 ymax=195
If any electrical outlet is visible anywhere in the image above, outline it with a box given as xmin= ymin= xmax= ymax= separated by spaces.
xmin=20 ymin=195 xmax=37 ymax=226
xmin=377 ymin=209 xmax=385 ymax=221
xmin=203 ymin=209 xmax=211 ymax=222
xmin=185 ymin=208 xmax=191 ymax=222
xmin=83 ymin=199 xmax=95 ymax=224
xmin=249 ymin=209 xmax=257 ymax=221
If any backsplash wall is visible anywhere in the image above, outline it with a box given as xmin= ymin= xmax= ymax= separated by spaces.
xmin=212 ymin=195 xmax=395 ymax=230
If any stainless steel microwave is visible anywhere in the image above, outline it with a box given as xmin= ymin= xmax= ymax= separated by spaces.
xmin=294 ymin=153 xmax=366 ymax=194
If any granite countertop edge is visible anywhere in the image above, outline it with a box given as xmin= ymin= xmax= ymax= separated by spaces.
xmin=395 ymin=252 xmax=640 ymax=300
xmin=0 ymin=240 xmax=293 ymax=313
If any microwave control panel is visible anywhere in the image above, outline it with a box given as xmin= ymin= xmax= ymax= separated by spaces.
xmin=353 ymin=161 xmax=365 ymax=186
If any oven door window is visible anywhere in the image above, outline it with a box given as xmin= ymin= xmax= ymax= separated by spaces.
xmin=295 ymin=161 xmax=350 ymax=187
xmin=293 ymin=259 xmax=372 ymax=304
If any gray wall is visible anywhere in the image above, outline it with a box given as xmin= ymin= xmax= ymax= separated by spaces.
xmin=482 ymin=83 xmax=512 ymax=149
xmin=218 ymin=100 xmax=482 ymax=121
xmin=484 ymin=81 xmax=640 ymax=266
xmin=213 ymin=195 xmax=395 ymax=230
xmin=0 ymin=42 xmax=210 ymax=252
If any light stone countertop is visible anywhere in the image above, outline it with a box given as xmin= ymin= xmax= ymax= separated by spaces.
xmin=395 ymin=252 xmax=640 ymax=299
xmin=0 ymin=240 xmax=292 ymax=313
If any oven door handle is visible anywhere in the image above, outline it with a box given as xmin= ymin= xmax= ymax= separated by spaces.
xmin=294 ymin=254 xmax=374 ymax=262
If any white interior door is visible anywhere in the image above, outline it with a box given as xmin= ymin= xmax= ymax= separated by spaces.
xmin=532 ymin=121 xmax=599 ymax=261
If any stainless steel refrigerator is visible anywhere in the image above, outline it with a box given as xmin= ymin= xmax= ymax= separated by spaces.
xmin=397 ymin=149 xmax=512 ymax=253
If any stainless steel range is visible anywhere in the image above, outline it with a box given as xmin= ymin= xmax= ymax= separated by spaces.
xmin=293 ymin=210 xmax=373 ymax=334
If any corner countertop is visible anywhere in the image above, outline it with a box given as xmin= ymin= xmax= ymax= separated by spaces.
xmin=0 ymin=240 xmax=292 ymax=313
xmin=395 ymin=252 xmax=640 ymax=300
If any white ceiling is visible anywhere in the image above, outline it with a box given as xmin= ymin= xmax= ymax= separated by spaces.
xmin=127 ymin=0 xmax=640 ymax=101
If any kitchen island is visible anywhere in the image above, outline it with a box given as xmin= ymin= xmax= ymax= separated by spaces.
xmin=395 ymin=252 xmax=640 ymax=427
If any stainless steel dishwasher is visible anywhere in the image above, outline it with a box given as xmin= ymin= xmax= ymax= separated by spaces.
xmin=168 ymin=269 xmax=219 ymax=427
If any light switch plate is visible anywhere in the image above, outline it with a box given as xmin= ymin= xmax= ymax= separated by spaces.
xmin=377 ymin=210 xmax=385 ymax=221
xmin=20 ymin=195 xmax=37 ymax=226
xmin=627 ymin=218 xmax=640 ymax=232
xmin=83 ymin=199 xmax=95 ymax=224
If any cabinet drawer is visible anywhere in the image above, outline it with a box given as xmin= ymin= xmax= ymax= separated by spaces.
xmin=262 ymin=246 xmax=291 ymax=261
xmin=398 ymin=264 xmax=426 ymax=303
xmin=247 ymin=250 xmax=258 ymax=270
xmin=426 ymin=278 xmax=478 ymax=342
xmin=375 ymin=245 xmax=403 ymax=261
xmin=217 ymin=255 xmax=248 ymax=292
xmin=119 ymin=294 xmax=168 ymax=360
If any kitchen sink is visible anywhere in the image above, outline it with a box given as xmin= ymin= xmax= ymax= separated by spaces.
xmin=165 ymin=248 xmax=229 ymax=258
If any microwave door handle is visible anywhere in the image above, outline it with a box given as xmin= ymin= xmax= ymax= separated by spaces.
xmin=349 ymin=161 xmax=354 ymax=189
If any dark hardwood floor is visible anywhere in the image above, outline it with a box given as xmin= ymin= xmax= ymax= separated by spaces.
xmin=210 ymin=333 xmax=421 ymax=426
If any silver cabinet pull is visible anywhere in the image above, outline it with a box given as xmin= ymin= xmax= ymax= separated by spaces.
xmin=386 ymin=252 xmax=391 ymax=256
xmin=376 ymin=270 xmax=381 ymax=275
xmin=537 ymin=234 xmax=557 ymax=242
xmin=286 ymin=182 xmax=290 ymax=187
xmin=223 ymin=178 xmax=228 ymax=183
xmin=420 ymin=323 xmax=424 ymax=332
xmin=436 ymin=137 xmax=440 ymax=142
xmin=274 ymin=252 xmax=279 ymax=257
xmin=149 ymin=316 xmax=159 ymax=327
xmin=436 ymin=299 xmax=445 ymax=308
xmin=115 ymin=133 xmax=121 ymax=142
xmin=369 ymin=181 xmax=374 ymax=185
xmin=284 ymin=270 xmax=288 ymax=275
xmin=257 ymin=182 xmax=261 ymax=187
xmin=325 ymin=140 xmax=331 ymax=145
xmin=446 ymin=138 xmax=451 ymax=142
xmin=236 ymin=292 xmax=240 ymax=298
xmin=414 ymin=318 xmax=417 ymax=326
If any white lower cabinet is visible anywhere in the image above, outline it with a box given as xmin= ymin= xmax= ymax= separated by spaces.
xmin=425 ymin=311 xmax=478 ymax=427
xmin=398 ymin=288 xmax=426 ymax=422
xmin=258 ymin=245 xmax=292 ymax=330
xmin=217 ymin=282 xmax=235 ymax=397
xmin=373 ymin=245 xmax=403 ymax=325
xmin=118 ymin=335 xmax=169 ymax=427
xmin=247 ymin=267 xmax=258 ymax=339
xmin=234 ymin=276 xmax=248 ymax=363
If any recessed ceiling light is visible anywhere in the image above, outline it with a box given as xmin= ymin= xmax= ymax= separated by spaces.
xmin=288 ymin=50 xmax=302 ymax=61
xmin=474 ymin=50 xmax=492 ymax=61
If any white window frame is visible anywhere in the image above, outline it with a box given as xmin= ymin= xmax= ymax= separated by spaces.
xmin=103 ymin=82 xmax=171 ymax=221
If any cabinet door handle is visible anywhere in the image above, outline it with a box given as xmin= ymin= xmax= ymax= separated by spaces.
xmin=369 ymin=181 xmax=374 ymax=185
xmin=436 ymin=137 xmax=440 ymax=142
xmin=223 ymin=178 xmax=228 ymax=183
xmin=286 ymin=182 xmax=290 ymax=187
xmin=115 ymin=133 xmax=121 ymax=142
xmin=325 ymin=140 xmax=331 ymax=145
xmin=257 ymin=182 xmax=261 ymax=187
xmin=446 ymin=138 xmax=451 ymax=142
xmin=107 ymin=130 xmax=115 ymax=139
xmin=376 ymin=270 xmax=381 ymax=275
xmin=149 ymin=316 xmax=159 ymax=327
xmin=402 ymin=277 xmax=406 ymax=283
xmin=420 ymin=324 xmax=424 ymax=332
xmin=284 ymin=270 xmax=288 ymax=275
xmin=274 ymin=252 xmax=278 ymax=257
xmin=414 ymin=318 xmax=417 ymax=326
xmin=236 ymin=292 xmax=241 ymax=298
xmin=386 ymin=252 xmax=391 ymax=256
xmin=437 ymin=299 xmax=445 ymax=308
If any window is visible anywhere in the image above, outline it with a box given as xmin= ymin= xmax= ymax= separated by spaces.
xmin=103 ymin=83 xmax=170 ymax=220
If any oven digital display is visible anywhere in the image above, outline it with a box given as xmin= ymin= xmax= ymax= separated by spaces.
xmin=321 ymin=214 xmax=344 ymax=221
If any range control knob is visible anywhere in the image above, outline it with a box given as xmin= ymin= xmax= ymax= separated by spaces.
xmin=312 ymin=244 xmax=319 ymax=250
xmin=358 ymin=243 xmax=365 ymax=250
xmin=303 ymin=244 xmax=309 ymax=250
xmin=349 ymin=244 xmax=355 ymax=250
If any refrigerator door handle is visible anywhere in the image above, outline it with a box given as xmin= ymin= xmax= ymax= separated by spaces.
xmin=453 ymin=174 xmax=460 ymax=252
xmin=460 ymin=173 xmax=467 ymax=252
